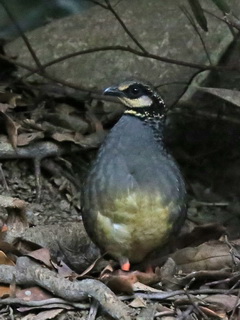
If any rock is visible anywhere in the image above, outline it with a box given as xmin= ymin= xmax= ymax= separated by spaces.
xmin=6 ymin=0 xmax=240 ymax=105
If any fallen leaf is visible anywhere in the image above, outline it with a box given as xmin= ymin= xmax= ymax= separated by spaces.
xmin=204 ymin=294 xmax=240 ymax=313
xmin=199 ymin=306 xmax=226 ymax=319
xmin=0 ymin=93 xmax=21 ymax=106
xmin=13 ymin=239 xmax=42 ymax=255
xmin=133 ymin=281 xmax=163 ymax=293
xmin=171 ymin=240 xmax=240 ymax=273
xmin=0 ymin=250 xmax=15 ymax=265
xmin=0 ymin=240 xmax=21 ymax=256
xmin=0 ymin=111 xmax=18 ymax=148
xmin=0 ymin=285 xmax=12 ymax=298
xmin=52 ymin=259 xmax=76 ymax=278
xmin=51 ymin=131 xmax=84 ymax=144
xmin=0 ymin=103 xmax=11 ymax=113
xmin=177 ymin=223 xmax=226 ymax=249
xmin=34 ymin=308 xmax=63 ymax=320
xmin=199 ymin=87 xmax=240 ymax=107
xmin=102 ymin=270 xmax=136 ymax=294
xmin=16 ymin=286 xmax=54 ymax=301
xmin=77 ymin=254 xmax=107 ymax=278
xmin=129 ymin=296 xmax=147 ymax=308
xmin=17 ymin=132 xmax=44 ymax=146
xmin=27 ymin=248 xmax=52 ymax=268
xmin=21 ymin=313 xmax=35 ymax=320
xmin=102 ymin=269 xmax=161 ymax=294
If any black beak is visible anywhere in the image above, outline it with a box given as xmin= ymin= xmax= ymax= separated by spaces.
xmin=103 ymin=86 xmax=123 ymax=97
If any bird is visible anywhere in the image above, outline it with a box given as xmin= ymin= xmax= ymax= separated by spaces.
xmin=81 ymin=80 xmax=186 ymax=271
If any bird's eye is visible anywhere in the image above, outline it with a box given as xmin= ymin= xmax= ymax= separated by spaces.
xmin=126 ymin=85 xmax=142 ymax=98
xmin=130 ymin=87 xmax=140 ymax=95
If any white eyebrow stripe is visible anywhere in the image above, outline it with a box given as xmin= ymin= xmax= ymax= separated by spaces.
xmin=121 ymin=95 xmax=152 ymax=108
xmin=118 ymin=81 xmax=136 ymax=91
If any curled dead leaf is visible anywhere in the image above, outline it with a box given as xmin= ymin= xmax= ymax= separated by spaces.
xmin=26 ymin=248 xmax=52 ymax=268
xmin=171 ymin=239 xmax=240 ymax=273
xmin=0 ymin=111 xmax=18 ymax=148
xmin=17 ymin=132 xmax=44 ymax=146
xmin=0 ymin=250 xmax=15 ymax=266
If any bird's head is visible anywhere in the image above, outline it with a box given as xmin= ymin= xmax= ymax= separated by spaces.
xmin=103 ymin=80 xmax=166 ymax=119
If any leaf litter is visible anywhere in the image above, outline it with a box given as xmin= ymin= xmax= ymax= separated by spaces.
xmin=0 ymin=45 xmax=240 ymax=320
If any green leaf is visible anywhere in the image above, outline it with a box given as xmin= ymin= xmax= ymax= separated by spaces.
xmin=188 ymin=0 xmax=208 ymax=31
xmin=211 ymin=0 xmax=230 ymax=14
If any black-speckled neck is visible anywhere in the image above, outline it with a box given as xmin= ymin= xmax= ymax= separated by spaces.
xmin=124 ymin=106 xmax=166 ymax=143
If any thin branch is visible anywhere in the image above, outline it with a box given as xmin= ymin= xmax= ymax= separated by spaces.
xmin=155 ymin=81 xmax=189 ymax=89
xmin=103 ymin=0 xmax=147 ymax=53
xmin=203 ymin=9 xmax=237 ymax=36
xmin=87 ymin=0 xmax=108 ymax=9
xmin=0 ymin=297 xmax=89 ymax=309
xmin=184 ymin=289 xmax=208 ymax=319
xmin=180 ymin=5 xmax=212 ymax=65
xmin=229 ymin=288 xmax=240 ymax=320
xmin=12 ymin=44 xmax=240 ymax=87
xmin=0 ymin=0 xmax=44 ymax=74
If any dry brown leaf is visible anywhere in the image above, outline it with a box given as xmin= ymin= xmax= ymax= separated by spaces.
xmin=0 ymin=103 xmax=11 ymax=113
xmin=199 ymin=87 xmax=240 ymax=108
xmin=45 ymin=110 xmax=89 ymax=133
xmin=199 ymin=306 xmax=226 ymax=319
xmin=27 ymin=248 xmax=52 ymax=268
xmin=0 ymin=92 xmax=21 ymax=106
xmin=133 ymin=281 xmax=162 ymax=293
xmin=77 ymin=254 xmax=107 ymax=278
xmin=21 ymin=314 xmax=35 ymax=320
xmin=17 ymin=132 xmax=44 ymax=146
xmin=133 ymin=270 xmax=161 ymax=285
xmin=177 ymin=223 xmax=226 ymax=249
xmin=0 ymin=250 xmax=15 ymax=265
xmin=204 ymin=294 xmax=240 ymax=313
xmin=0 ymin=285 xmax=12 ymax=298
xmin=52 ymin=259 xmax=75 ymax=278
xmin=129 ymin=296 xmax=147 ymax=308
xmin=51 ymin=131 xmax=84 ymax=143
xmin=0 ymin=111 xmax=18 ymax=148
xmin=13 ymin=239 xmax=42 ymax=255
xmin=0 ymin=240 xmax=21 ymax=256
xmin=102 ymin=269 xmax=161 ymax=294
xmin=102 ymin=270 xmax=137 ymax=294
xmin=34 ymin=309 xmax=63 ymax=320
xmin=16 ymin=286 xmax=53 ymax=301
xmin=171 ymin=240 xmax=240 ymax=273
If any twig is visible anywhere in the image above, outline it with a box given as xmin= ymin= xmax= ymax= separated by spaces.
xmin=2 ymin=44 xmax=240 ymax=97
xmin=194 ymin=201 xmax=229 ymax=207
xmin=103 ymin=0 xmax=147 ymax=53
xmin=0 ymin=260 xmax=131 ymax=320
xmin=87 ymin=299 xmax=99 ymax=320
xmin=227 ymin=279 xmax=240 ymax=295
xmin=12 ymin=45 xmax=240 ymax=80
xmin=155 ymin=81 xmax=189 ymax=89
xmin=229 ymin=288 xmax=240 ymax=320
xmin=120 ymin=288 xmax=240 ymax=301
xmin=184 ymin=289 xmax=208 ymax=319
xmin=0 ymin=297 xmax=89 ymax=309
xmin=180 ymin=5 xmax=212 ymax=65
xmin=0 ymin=163 xmax=9 ymax=191
xmin=0 ymin=0 xmax=44 ymax=74
xmin=87 ymin=0 xmax=108 ymax=9
xmin=204 ymin=9 xmax=237 ymax=36
xmin=176 ymin=305 xmax=195 ymax=320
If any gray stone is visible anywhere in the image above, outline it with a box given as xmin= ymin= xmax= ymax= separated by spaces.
xmin=6 ymin=0 xmax=240 ymax=105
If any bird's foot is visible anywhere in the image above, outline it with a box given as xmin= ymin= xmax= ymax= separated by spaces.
xmin=119 ymin=257 xmax=130 ymax=271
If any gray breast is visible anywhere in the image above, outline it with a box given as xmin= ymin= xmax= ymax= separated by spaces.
xmin=82 ymin=115 xmax=186 ymax=244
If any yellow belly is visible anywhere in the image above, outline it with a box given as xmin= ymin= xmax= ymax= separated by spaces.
xmin=95 ymin=191 xmax=174 ymax=263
